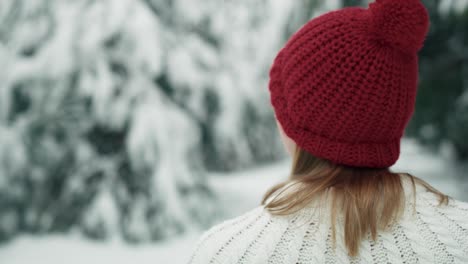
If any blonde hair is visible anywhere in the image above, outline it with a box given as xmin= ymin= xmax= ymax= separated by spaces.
xmin=262 ymin=146 xmax=450 ymax=257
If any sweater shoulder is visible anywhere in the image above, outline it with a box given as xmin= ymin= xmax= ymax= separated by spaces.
xmin=188 ymin=205 xmax=325 ymax=264
xmin=400 ymin=187 xmax=468 ymax=262
xmin=413 ymin=183 xmax=468 ymax=218
xmin=188 ymin=206 xmax=271 ymax=264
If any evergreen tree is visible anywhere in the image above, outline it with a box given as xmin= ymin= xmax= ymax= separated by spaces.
xmin=0 ymin=0 xmax=289 ymax=242
xmin=409 ymin=0 xmax=468 ymax=161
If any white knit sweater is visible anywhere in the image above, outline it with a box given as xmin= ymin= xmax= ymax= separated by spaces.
xmin=188 ymin=177 xmax=468 ymax=263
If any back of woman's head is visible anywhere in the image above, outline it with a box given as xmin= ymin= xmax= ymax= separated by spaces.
xmin=269 ymin=0 xmax=431 ymax=168
xmin=266 ymin=2 xmax=448 ymax=255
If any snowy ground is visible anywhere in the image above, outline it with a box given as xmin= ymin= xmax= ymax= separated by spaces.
xmin=0 ymin=139 xmax=466 ymax=264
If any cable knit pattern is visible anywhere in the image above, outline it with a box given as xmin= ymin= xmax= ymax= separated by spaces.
xmin=189 ymin=177 xmax=468 ymax=264
xmin=268 ymin=0 xmax=429 ymax=168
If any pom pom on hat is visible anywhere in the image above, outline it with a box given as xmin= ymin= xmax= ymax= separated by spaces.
xmin=368 ymin=0 xmax=429 ymax=53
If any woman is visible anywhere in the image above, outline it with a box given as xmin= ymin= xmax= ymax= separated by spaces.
xmin=189 ymin=0 xmax=468 ymax=263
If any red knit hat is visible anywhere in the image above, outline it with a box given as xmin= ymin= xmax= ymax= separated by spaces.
xmin=268 ymin=0 xmax=429 ymax=168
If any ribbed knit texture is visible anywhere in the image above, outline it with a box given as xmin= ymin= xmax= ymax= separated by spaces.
xmin=189 ymin=177 xmax=468 ymax=264
xmin=268 ymin=0 xmax=429 ymax=168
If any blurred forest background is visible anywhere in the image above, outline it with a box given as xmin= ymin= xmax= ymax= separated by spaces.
xmin=0 ymin=0 xmax=467 ymax=248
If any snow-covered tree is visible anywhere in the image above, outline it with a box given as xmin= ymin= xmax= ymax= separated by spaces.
xmin=0 ymin=0 xmax=294 ymax=242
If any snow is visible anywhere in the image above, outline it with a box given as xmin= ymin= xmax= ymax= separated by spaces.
xmin=0 ymin=234 xmax=198 ymax=264
xmin=0 ymin=139 xmax=466 ymax=264
xmin=439 ymin=0 xmax=468 ymax=14
xmin=394 ymin=139 xmax=467 ymax=200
